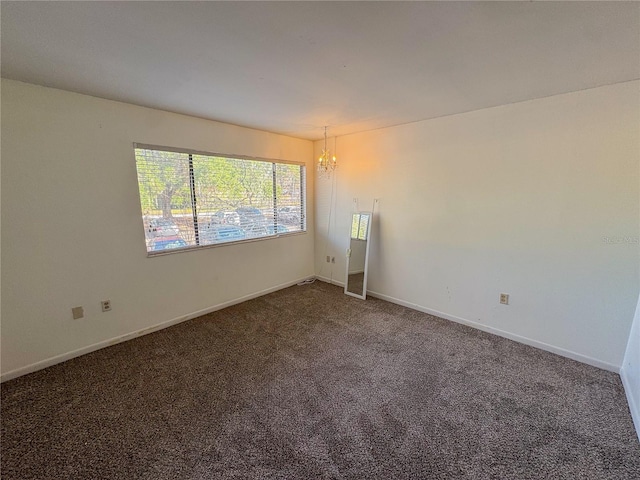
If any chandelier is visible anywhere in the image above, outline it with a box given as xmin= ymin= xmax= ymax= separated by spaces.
xmin=318 ymin=126 xmax=337 ymax=175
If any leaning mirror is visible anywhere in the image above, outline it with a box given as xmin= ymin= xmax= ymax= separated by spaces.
xmin=345 ymin=212 xmax=372 ymax=299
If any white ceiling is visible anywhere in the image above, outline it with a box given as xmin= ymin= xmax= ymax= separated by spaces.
xmin=2 ymin=1 xmax=639 ymax=140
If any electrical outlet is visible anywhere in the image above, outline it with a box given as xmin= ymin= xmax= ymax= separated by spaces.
xmin=101 ymin=300 xmax=112 ymax=312
xmin=331 ymin=257 xmax=335 ymax=263
xmin=72 ymin=306 xmax=84 ymax=320
xmin=326 ymin=255 xmax=331 ymax=263
xmin=500 ymin=294 xmax=509 ymax=305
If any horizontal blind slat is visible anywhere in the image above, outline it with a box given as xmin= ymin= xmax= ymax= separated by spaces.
xmin=134 ymin=146 xmax=306 ymax=254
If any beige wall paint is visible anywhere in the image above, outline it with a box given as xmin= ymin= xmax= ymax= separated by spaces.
xmin=1 ymin=79 xmax=314 ymax=377
xmin=2 ymin=77 xmax=638 ymax=380
xmin=315 ymin=81 xmax=640 ymax=370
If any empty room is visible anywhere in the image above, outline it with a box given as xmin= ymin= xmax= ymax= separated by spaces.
xmin=1 ymin=2 xmax=639 ymax=479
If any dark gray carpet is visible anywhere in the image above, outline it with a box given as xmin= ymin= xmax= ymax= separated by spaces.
xmin=2 ymin=281 xmax=639 ymax=479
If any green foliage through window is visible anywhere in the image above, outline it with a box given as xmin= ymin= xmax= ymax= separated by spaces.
xmin=350 ymin=213 xmax=370 ymax=241
xmin=135 ymin=145 xmax=305 ymax=254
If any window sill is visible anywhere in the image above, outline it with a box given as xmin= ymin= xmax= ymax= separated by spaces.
xmin=146 ymin=230 xmax=307 ymax=257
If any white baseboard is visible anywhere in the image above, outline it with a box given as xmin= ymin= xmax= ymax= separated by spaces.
xmin=620 ymin=367 xmax=640 ymax=441
xmin=316 ymin=275 xmax=344 ymax=287
xmin=316 ymin=277 xmax=620 ymax=373
xmin=1 ymin=276 xmax=314 ymax=383
xmin=365 ymin=290 xmax=619 ymax=373
xmin=4 ymin=275 xmax=622 ymax=382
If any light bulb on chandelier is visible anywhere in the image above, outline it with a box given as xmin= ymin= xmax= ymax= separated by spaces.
xmin=318 ymin=126 xmax=337 ymax=176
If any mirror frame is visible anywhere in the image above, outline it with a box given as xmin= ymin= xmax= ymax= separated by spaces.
xmin=344 ymin=212 xmax=373 ymax=300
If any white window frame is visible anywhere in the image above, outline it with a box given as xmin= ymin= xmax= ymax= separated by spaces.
xmin=134 ymin=143 xmax=307 ymax=256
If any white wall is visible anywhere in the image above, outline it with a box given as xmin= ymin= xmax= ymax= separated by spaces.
xmin=622 ymin=294 xmax=640 ymax=440
xmin=1 ymin=79 xmax=314 ymax=378
xmin=316 ymin=81 xmax=640 ymax=371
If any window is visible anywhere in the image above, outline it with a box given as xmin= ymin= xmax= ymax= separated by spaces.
xmin=350 ymin=213 xmax=370 ymax=241
xmin=134 ymin=144 xmax=306 ymax=254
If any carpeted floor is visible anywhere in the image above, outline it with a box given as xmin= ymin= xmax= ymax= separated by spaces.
xmin=2 ymin=281 xmax=639 ymax=479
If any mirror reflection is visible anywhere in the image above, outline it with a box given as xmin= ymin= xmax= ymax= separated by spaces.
xmin=345 ymin=212 xmax=372 ymax=299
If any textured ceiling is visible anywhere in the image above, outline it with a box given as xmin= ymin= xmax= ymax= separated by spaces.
xmin=2 ymin=1 xmax=639 ymax=140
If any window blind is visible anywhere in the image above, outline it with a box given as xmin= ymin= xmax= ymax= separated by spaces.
xmin=350 ymin=213 xmax=370 ymax=241
xmin=134 ymin=146 xmax=306 ymax=254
